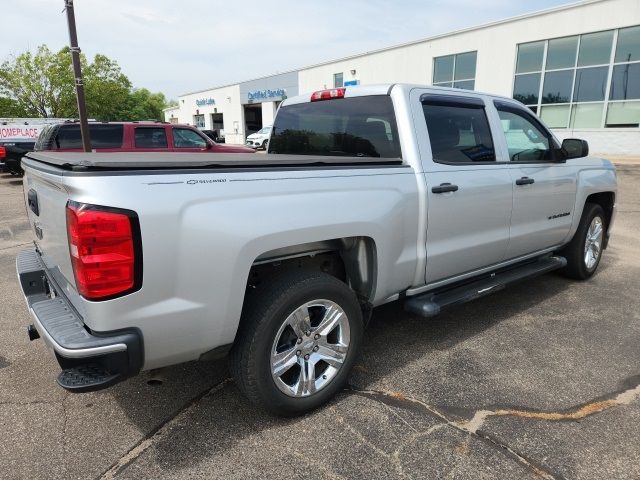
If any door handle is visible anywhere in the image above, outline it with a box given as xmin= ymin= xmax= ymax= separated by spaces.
xmin=432 ymin=183 xmax=459 ymax=194
xmin=515 ymin=177 xmax=535 ymax=185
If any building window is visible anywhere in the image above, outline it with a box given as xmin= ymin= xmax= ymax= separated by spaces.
xmin=577 ymin=31 xmax=614 ymax=67
xmin=615 ymin=25 xmax=640 ymax=62
xmin=513 ymin=26 xmax=640 ymax=129
xmin=546 ymin=36 xmax=578 ymax=70
xmin=606 ymin=101 xmax=640 ymax=127
xmin=610 ymin=63 xmax=640 ymax=100
xmin=513 ymin=73 xmax=541 ymax=104
xmin=193 ymin=114 xmax=205 ymax=128
xmin=515 ymin=41 xmax=544 ymax=73
xmin=433 ymin=51 xmax=477 ymax=90
xmin=541 ymin=70 xmax=573 ymax=103
xmin=333 ymin=72 xmax=343 ymax=88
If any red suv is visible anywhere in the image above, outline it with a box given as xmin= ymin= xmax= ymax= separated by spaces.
xmin=34 ymin=122 xmax=254 ymax=154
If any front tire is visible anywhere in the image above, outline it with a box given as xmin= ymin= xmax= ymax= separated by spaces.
xmin=231 ymin=270 xmax=363 ymax=416
xmin=559 ymin=203 xmax=606 ymax=280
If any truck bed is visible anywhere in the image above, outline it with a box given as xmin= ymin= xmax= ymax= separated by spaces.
xmin=25 ymin=151 xmax=402 ymax=170
xmin=21 ymin=146 xmax=418 ymax=373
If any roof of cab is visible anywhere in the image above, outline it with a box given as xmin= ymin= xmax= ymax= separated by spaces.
xmin=282 ymin=83 xmax=524 ymax=108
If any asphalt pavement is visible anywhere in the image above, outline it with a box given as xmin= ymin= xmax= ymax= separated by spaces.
xmin=0 ymin=161 xmax=639 ymax=479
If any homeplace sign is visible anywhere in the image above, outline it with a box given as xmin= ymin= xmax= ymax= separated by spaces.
xmin=247 ymin=88 xmax=286 ymax=102
xmin=196 ymin=98 xmax=215 ymax=107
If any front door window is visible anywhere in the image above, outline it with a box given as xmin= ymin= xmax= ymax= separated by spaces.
xmin=173 ymin=128 xmax=207 ymax=148
xmin=497 ymin=108 xmax=553 ymax=162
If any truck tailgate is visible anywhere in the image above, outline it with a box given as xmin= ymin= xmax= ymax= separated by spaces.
xmin=22 ymin=165 xmax=76 ymax=291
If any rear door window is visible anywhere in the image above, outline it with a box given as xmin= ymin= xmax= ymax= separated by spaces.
xmin=269 ymin=95 xmax=401 ymax=158
xmin=55 ymin=126 xmax=82 ymax=149
xmin=135 ymin=127 xmax=168 ymax=148
xmin=53 ymin=124 xmax=124 ymax=149
xmin=173 ymin=128 xmax=208 ymax=148
xmin=422 ymin=98 xmax=495 ymax=163
xmin=89 ymin=125 xmax=123 ymax=148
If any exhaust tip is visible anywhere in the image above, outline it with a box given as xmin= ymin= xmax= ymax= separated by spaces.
xmin=27 ymin=324 xmax=40 ymax=341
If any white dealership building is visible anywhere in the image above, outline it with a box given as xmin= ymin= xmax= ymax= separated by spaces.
xmin=165 ymin=0 xmax=640 ymax=154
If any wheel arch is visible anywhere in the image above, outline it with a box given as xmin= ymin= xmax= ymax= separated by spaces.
xmin=247 ymin=236 xmax=378 ymax=303
xmin=585 ymin=191 xmax=615 ymax=222
xmin=564 ymin=168 xmax=617 ymax=247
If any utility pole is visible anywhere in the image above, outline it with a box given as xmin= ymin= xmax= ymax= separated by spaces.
xmin=64 ymin=0 xmax=91 ymax=152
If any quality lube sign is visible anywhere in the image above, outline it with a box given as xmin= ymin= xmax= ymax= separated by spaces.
xmin=0 ymin=125 xmax=46 ymax=142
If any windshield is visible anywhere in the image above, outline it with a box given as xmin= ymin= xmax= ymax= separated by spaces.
xmin=257 ymin=126 xmax=271 ymax=134
xmin=268 ymin=95 xmax=401 ymax=158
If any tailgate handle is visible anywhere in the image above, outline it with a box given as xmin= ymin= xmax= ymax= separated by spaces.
xmin=28 ymin=189 xmax=39 ymax=216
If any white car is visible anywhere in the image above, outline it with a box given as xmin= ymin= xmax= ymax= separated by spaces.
xmin=245 ymin=126 xmax=272 ymax=150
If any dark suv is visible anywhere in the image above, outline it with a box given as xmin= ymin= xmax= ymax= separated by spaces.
xmin=1 ymin=140 xmax=36 ymax=175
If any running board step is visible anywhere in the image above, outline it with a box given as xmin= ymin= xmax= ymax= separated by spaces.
xmin=405 ymin=256 xmax=567 ymax=318
xmin=57 ymin=364 xmax=121 ymax=393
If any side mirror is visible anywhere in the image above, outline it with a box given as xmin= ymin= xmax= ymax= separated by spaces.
xmin=561 ymin=138 xmax=589 ymax=159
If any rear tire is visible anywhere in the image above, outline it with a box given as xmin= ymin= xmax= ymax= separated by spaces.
xmin=558 ymin=203 xmax=605 ymax=280
xmin=230 ymin=270 xmax=363 ymax=416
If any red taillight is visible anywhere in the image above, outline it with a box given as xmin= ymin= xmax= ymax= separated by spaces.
xmin=0 ymin=146 xmax=6 ymax=159
xmin=66 ymin=202 xmax=141 ymax=300
xmin=310 ymin=88 xmax=346 ymax=102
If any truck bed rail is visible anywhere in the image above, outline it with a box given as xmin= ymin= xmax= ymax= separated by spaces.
xmin=26 ymin=151 xmax=403 ymax=170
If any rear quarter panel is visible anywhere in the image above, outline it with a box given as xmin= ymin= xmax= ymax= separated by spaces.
xmin=60 ymin=166 xmax=420 ymax=369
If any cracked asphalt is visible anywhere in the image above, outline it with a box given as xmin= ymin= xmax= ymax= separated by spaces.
xmin=1 ymin=160 xmax=639 ymax=480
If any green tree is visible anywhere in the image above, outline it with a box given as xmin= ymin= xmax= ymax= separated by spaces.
xmin=119 ymin=88 xmax=168 ymax=121
xmin=0 ymin=46 xmax=75 ymax=117
xmin=0 ymin=96 xmax=28 ymax=117
xmin=0 ymin=45 xmax=132 ymax=120
xmin=84 ymin=53 xmax=131 ymax=120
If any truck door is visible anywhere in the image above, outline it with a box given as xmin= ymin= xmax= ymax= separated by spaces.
xmin=417 ymin=93 xmax=513 ymax=284
xmin=492 ymin=101 xmax=577 ymax=259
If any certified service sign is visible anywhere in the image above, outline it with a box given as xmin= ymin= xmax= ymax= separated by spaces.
xmin=247 ymin=89 xmax=286 ymax=101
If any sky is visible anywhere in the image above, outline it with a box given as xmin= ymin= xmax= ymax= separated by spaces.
xmin=1 ymin=0 xmax=581 ymax=99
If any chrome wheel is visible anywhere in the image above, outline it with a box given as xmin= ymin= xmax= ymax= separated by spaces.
xmin=270 ymin=299 xmax=350 ymax=398
xmin=584 ymin=216 xmax=603 ymax=270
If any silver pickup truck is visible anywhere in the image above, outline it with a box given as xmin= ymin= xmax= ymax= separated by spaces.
xmin=17 ymin=84 xmax=617 ymax=415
